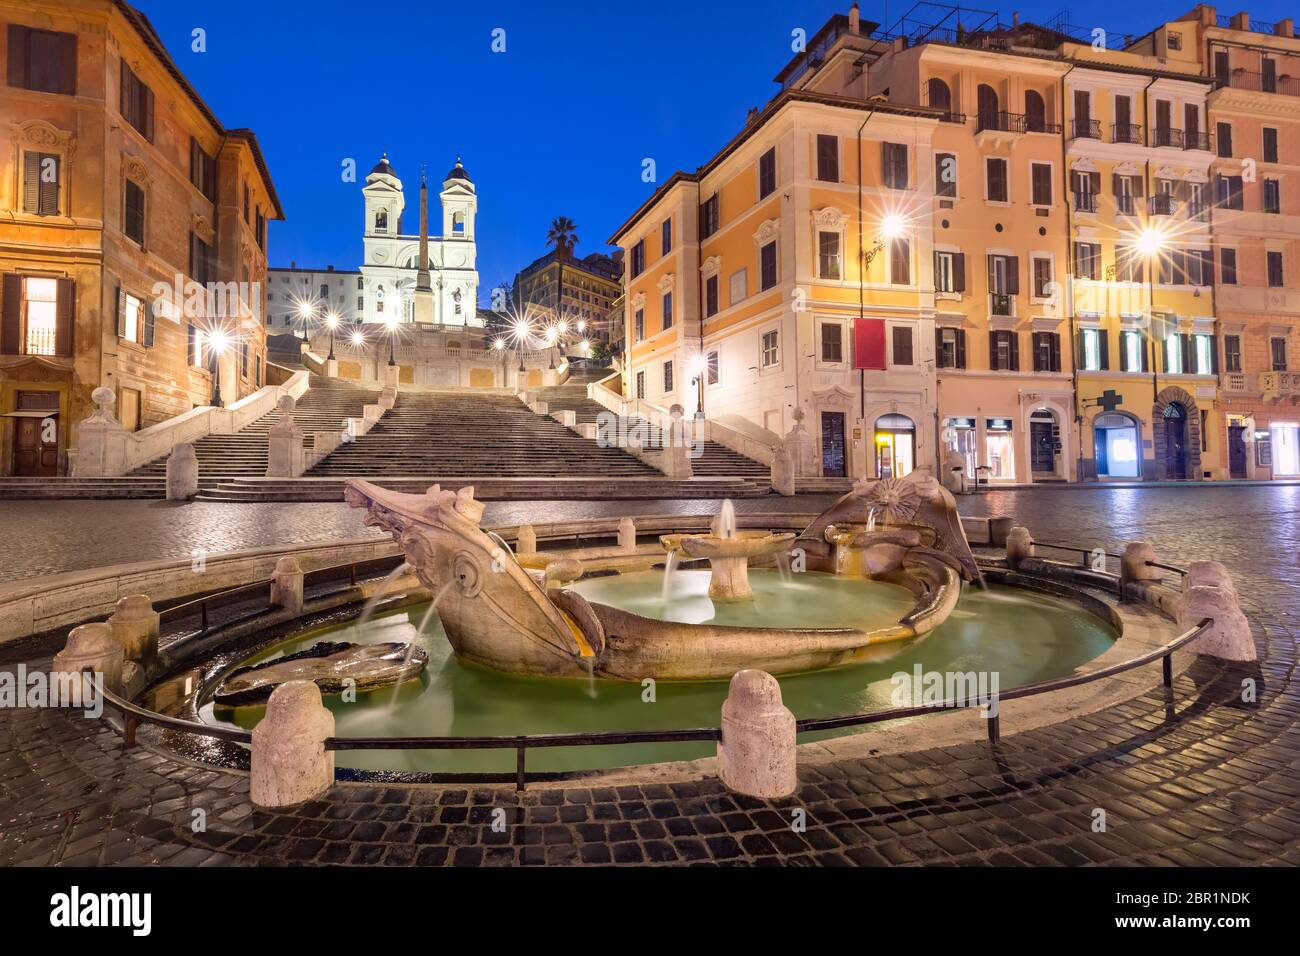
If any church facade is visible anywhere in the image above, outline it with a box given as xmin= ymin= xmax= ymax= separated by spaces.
xmin=358 ymin=155 xmax=481 ymax=328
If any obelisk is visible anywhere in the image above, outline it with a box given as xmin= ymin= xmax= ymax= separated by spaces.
xmin=413 ymin=166 xmax=434 ymax=324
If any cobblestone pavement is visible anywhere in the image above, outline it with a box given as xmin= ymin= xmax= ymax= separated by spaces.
xmin=1 ymin=486 xmax=1298 ymax=866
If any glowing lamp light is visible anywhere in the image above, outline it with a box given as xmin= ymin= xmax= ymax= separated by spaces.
xmin=325 ymin=312 xmax=339 ymax=329
xmin=207 ymin=330 xmax=230 ymax=354
xmin=296 ymin=301 xmax=314 ymax=320
xmin=577 ymin=320 xmax=587 ymax=333
xmin=385 ymin=313 xmax=399 ymax=330
xmin=545 ymin=328 xmax=558 ymax=345
xmin=350 ymin=331 xmax=366 ymax=346
xmin=580 ymin=339 xmax=590 ymax=352
xmin=493 ymin=337 xmax=506 ymax=350
xmin=879 ymin=212 xmax=906 ymax=240
xmin=1136 ymin=226 xmax=1167 ymax=257
xmin=688 ymin=353 xmax=709 ymax=377
xmin=557 ymin=320 xmax=569 ymax=335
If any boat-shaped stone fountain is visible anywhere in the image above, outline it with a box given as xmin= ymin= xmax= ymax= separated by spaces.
xmin=343 ymin=473 xmax=978 ymax=681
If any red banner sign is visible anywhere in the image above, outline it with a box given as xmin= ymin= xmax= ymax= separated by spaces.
xmin=854 ymin=318 xmax=887 ymax=370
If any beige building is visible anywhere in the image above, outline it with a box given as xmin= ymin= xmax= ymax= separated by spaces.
xmin=0 ymin=0 xmax=282 ymax=476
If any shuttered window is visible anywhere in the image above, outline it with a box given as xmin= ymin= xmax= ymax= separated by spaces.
xmin=1032 ymin=332 xmax=1061 ymax=372
xmin=816 ymin=135 xmax=839 ymax=182
xmin=882 ymin=142 xmax=908 ymax=189
xmin=758 ymin=148 xmax=776 ymax=198
xmin=124 ymin=180 xmax=145 ymax=245
xmin=189 ymin=233 xmax=216 ymax=285
xmin=120 ymin=62 xmax=154 ymax=140
xmin=986 ymin=158 xmax=1008 ymax=202
xmin=1 ymin=274 xmax=74 ymax=357
xmin=22 ymin=151 xmax=60 ymax=216
xmin=190 ymin=138 xmax=218 ymax=202
xmin=7 ymin=25 xmax=76 ymax=95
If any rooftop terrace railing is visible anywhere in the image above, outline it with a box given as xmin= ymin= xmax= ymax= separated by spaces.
xmin=93 ymin=546 xmax=1209 ymax=791
xmin=1215 ymin=70 xmax=1300 ymax=96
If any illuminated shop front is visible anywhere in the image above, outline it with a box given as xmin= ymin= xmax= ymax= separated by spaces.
xmin=943 ymin=416 xmax=977 ymax=478
xmin=984 ymin=418 xmax=1015 ymax=480
xmin=874 ymin=413 xmax=915 ymax=479
xmin=1271 ymin=422 xmax=1300 ymax=477
xmin=1093 ymin=412 xmax=1141 ymax=479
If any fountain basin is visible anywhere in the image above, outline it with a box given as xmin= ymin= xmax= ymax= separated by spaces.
xmin=659 ymin=530 xmax=796 ymax=600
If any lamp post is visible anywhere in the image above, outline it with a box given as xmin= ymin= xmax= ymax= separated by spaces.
xmin=1135 ymin=225 xmax=1168 ymax=403
xmin=546 ymin=327 xmax=558 ymax=369
xmin=689 ymin=352 xmax=708 ymax=416
xmin=385 ymin=313 xmax=398 ymax=366
xmin=324 ymin=311 xmax=339 ymax=360
xmin=207 ymin=329 xmax=229 ymax=408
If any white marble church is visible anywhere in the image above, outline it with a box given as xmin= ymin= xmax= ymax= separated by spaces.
xmin=360 ymin=154 xmax=481 ymax=327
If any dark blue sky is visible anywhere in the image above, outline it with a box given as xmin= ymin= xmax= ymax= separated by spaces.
xmin=141 ymin=0 xmax=1298 ymax=300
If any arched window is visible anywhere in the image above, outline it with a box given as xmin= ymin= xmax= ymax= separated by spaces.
xmin=452 ymin=211 xmax=465 ymax=235
xmin=1024 ymin=90 xmax=1046 ymax=132
xmin=926 ymin=78 xmax=952 ymax=114
xmin=375 ymin=209 xmax=388 ymax=233
xmin=977 ymin=84 xmax=999 ymax=130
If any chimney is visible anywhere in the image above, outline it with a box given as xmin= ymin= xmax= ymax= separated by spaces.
xmin=849 ymin=2 xmax=860 ymax=33
xmin=1198 ymin=5 xmax=1217 ymax=26
xmin=1230 ymin=12 xmax=1249 ymax=31
xmin=1013 ymin=11 xmax=1020 ymax=27
xmin=746 ymin=106 xmax=760 ymax=125
xmin=1276 ymin=18 xmax=1294 ymax=36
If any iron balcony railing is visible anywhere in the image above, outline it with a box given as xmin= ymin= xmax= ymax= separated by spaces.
xmin=1116 ymin=194 xmax=1137 ymax=216
xmin=990 ymin=293 xmax=1013 ymax=316
xmin=1215 ymin=70 xmax=1300 ymax=96
xmin=938 ymin=111 xmax=967 ymax=124
xmin=1150 ymin=194 xmax=1179 ymax=216
xmin=1111 ymin=123 xmax=1143 ymax=144
xmin=975 ymin=111 xmax=1062 ymax=134
xmin=1184 ymin=130 xmax=1213 ymax=151
xmin=1073 ymin=191 xmax=1098 ymax=214
xmin=1153 ymin=127 xmax=1185 ymax=148
xmin=1070 ymin=118 xmax=1101 ymax=140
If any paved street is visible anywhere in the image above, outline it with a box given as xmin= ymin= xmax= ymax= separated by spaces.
xmin=0 ymin=484 xmax=1297 ymax=866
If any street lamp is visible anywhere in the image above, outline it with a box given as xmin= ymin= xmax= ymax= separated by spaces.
xmin=324 ymin=311 xmax=339 ymax=360
xmin=350 ymin=329 xmax=366 ymax=348
xmin=862 ymin=212 xmax=906 ymax=268
xmin=295 ymin=300 xmax=316 ymax=343
xmin=207 ymin=329 xmax=230 ymax=408
xmin=385 ymin=313 xmax=399 ymax=366
xmin=688 ymin=352 xmax=709 ymax=416
xmin=545 ymin=326 xmax=558 ymax=369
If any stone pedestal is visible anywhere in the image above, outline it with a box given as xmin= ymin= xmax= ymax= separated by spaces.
xmin=270 ymin=556 xmax=304 ymax=615
xmin=1179 ymin=585 xmax=1256 ymax=661
xmin=324 ymin=358 xmax=339 ymax=378
xmin=383 ymin=364 xmax=400 ymax=389
xmin=379 ymin=387 xmax=397 ymax=411
xmin=53 ymin=622 xmax=124 ymax=694
xmin=707 ymin=556 xmax=753 ymax=600
xmin=516 ymin=524 xmax=537 ymax=556
xmin=266 ymin=396 xmax=305 ymax=478
xmin=107 ymin=594 xmax=159 ymax=664
xmin=717 ymin=669 xmax=796 ymax=799
xmin=166 ymin=442 xmax=199 ymax=500
xmin=771 ymin=444 xmax=795 ymax=496
xmin=72 ymin=387 xmax=130 ymax=477
xmin=1005 ymin=527 xmax=1034 ymax=568
xmin=1120 ymin=542 xmax=1163 ymax=584
xmin=660 ymin=406 xmax=694 ymax=479
xmin=784 ymin=408 xmax=817 ymax=477
xmin=618 ymin=517 xmax=637 ymax=552
xmin=251 ymin=681 xmax=335 ymax=808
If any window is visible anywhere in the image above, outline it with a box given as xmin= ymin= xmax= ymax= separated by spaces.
xmin=758 ymin=147 xmax=777 ymax=198
xmin=243 ymin=184 xmax=250 ymax=223
xmin=892 ymin=326 xmax=914 ymax=365
xmin=816 ymin=134 xmax=839 ymax=182
xmin=987 ymin=254 xmax=1019 ymax=300
xmin=1217 ymin=174 xmax=1244 ymax=210
xmin=1073 ymin=242 xmax=1101 ymax=281
xmin=6 ymin=25 xmax=76 ymax=95
xmin=452 ymin=212 xmax=465 ymax=235
xmin=1121 ymin=330 xmax=1145 ymax=372
xmin=729 ymin=269 xmax=747 ymax=305
xmin=1033 ymin=331 xmax=1061 ymax=372
xmin=1271 ymin=336 xmax=1288 ymax=371
xmin=1113 ymin=173 xmax=1140 ymax=215
xmin=256 ymin=209 xmax=266 ymax=251
xmin=934 ymin=251 xmax=965 ymax=293
xmin=1264 ymin=178 xmax=1281 ymax=214
xmin=1080 ymin=328 xmax=1105 ymax=371
xmin=630 ymin=240 xmax=645 ymax=278
xmin=760 ymin=240 xmax=778 ymax=291
xmin=188 ymin=323 xmax=203 ymax=366
xmin=1114 ymin=246 xmax=1143 ymax=284
xmin=706 ymin=351 xmax=719 ymax=385
xmin=977 ymin=84 xmax=999 ymax=129
xmin=21 ymin=151 xmax=60 ymax=216
xmin=882 ymin=142 xmax=908 ymax=189
xmin=1030 ymin=163 xmax=1052 ymax=206
xmin=635 ymin=370 xmax=645 ymax=399
xmin=1032 ymin=256 xmax=1053 ymax=298
xmin=1263 ymin=57 xmax=1277 ymax=93
xmin=375 ymin=209 xmax=388 ymax=233
xmin=189 ymin=233 xmax=216 ymax=285
xmin=1220 ymin=247 xmax=1238 ymax=284
xmin=761 ymin=329 xmax=779 ymax=367
xmin=1025 ymin=90 xmax=1047 ymax=131
xmin=1216 ymin=121 xmax=1233 ymax=158
xmin=661 ymin=218 xmax=672 ymax=256
xmin=927 ymin=77 xmax=952 ymax=113
xmin=633 ymin=308 xmax=644 ymax=341
xmin=1168 ymin=30 xmax=1182 ymax=51
xmin=124 ymin=180 xmax=145 ymax=245
xmin=190 ymin=139 xmax=217 ymax=202
xmin=1194 ymin=333 xmax=1215 ymax=375
xmin=1224 ymin=334 xmax=1242 ymax=373
xmin=663 ymin=360 xmax=673 ymax=393
xmin=818 ymin=231 xmax=841 ymax=279
xmin=1165 ymin=333 xmax=1184 ymax=374
xmin=1264 ymin=127 xmax=1279 ymax=163
xmin=661 ymin=290 xmax=673 ymax=330
xmin=1268 ymin=251 xmax=1285 ymax=287
xmin=890 ymin=238 xmax=910 ymax=285
xmin=704 ymin=274 xmax=719 ymax=317
xmin=986 ymin=158 xmax=1008 ymax=202
xmin=119 ymin=62 xmax=154 ymax=140
xmin=700 ymin=195 xmax=719 ymax=239
xmin=936 ymin=327 xmax=966 ymax=368
xmin=990 ymin=330 xmax=1018 ymax=371
xmin=822 ymin=323 xmax=843 ymax=363
xmin=935 ymin=152 xmax=956 ymax=197
xmin=1185 ymin=249 xmax=1213 ymax=287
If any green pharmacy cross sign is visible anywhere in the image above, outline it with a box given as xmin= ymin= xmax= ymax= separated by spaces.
xmin=1094 ymin=389 xmax=1123 ymax=412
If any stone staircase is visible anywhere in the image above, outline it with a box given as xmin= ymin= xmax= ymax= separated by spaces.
xmin=531 ymin=383 xmax=772 ymax=482
xmin=131 ymin=375 xmax=380 ymax=483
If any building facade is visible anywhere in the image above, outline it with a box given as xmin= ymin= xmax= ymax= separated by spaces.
xmin=265 ymin=264 xmax=362 ymax=334
xmin=1 ymin=0 xmax=281 ymax=476
xmin=513 ymin=250 xmax=623 ymax=344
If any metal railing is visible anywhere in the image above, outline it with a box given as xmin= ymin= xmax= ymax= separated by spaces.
xmin=1111 ymin=123 xmax=1142 ymax=144
xmin=1215 ymin=70 xmax=1300 ymax=96
xmin=1073 ymin=191 xmax=1098 ymax=214
xmin=1153 ymin=127 xmax=1185 ymax=148
xmin=92 ymin=548 xmax=1210 ymax=791
xmin=1150 ymin=194 xmax=1179 ymax=216
xmin=1184 ymin=131 xmax=1212 ymax=151
xmin=1070 ymin=118 xmax=1101 ymax=140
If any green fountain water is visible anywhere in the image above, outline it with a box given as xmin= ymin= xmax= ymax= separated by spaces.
xmin=205 ymin=571 xmax=1116 ymax=775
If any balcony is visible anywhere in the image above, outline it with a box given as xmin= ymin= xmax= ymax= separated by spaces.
xmin=1070 ymin=118 xmax=1101 ymax=140
xmin=1183 ymin=131 xmax=1213 ymax=151
xmin=1153 ymin=127 xmax=1185 ymax=148
xmin=1261 ymin=370 xmax=1300 ymax=398
xmin=1150 ymin=194 xmax=1179 ymax=216
xmin=1073 ymin=191 xmax=1098 ymax=214
xmin=1215 ymin=70 xmax=1300 ymax=97
xmin=1221 ymin=371 xmax=1251 ymax=393
xmin=990 ymin=293 xmax=1014 ymax=316
xmin=1111 ymin=123 xmax=1143 ymax=144
xmin=1116 ymin=194 xmax=1137 ymax=216
xmin=938 ymin=111 xmax=967 ymax=124
xmin=976 ymin=111 xmax=1062 ymax=134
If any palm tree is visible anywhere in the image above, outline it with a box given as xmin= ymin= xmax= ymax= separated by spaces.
xmin=546 ymin=217 xmax=579 ymax=333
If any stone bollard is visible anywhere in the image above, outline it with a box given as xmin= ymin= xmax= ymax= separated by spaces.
xmin=166 ymin=442 xmax=199 ymax=500
xmin=770 ymin=444 xmax=795 ymax=497
xmin=1005 ymin=527 xmax=1034 ymax=568
xmin=250 ymin=681 xmax=335 ymax=808
xmin=717 ymin=670 xmax=797 ymax=799
xmin=1185 ymin=560 xmax=1237 ymax=599
xmin=107 ymin=594 xmax=159 ymax=664
xmin=270 ymin=556 xmax=304 ymax=615
xmin=52 ymin=622 xmax=124 ymax=695
xmin=516 ymin=524 xmax=537 ymax=555
xmin=618 ymin=517 xmax=637 ymax=552
xmin=1120 ymin=542 xmax=1164 ymax=585
xmin=266 ymin=396 xmax=304 ymax=478
xmin=1178 ymin=584 xmax=1256 ymax=662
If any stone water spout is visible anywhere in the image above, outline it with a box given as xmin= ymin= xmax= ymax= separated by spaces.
xmin=658 ymin=500 xmax=793 ymax=600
